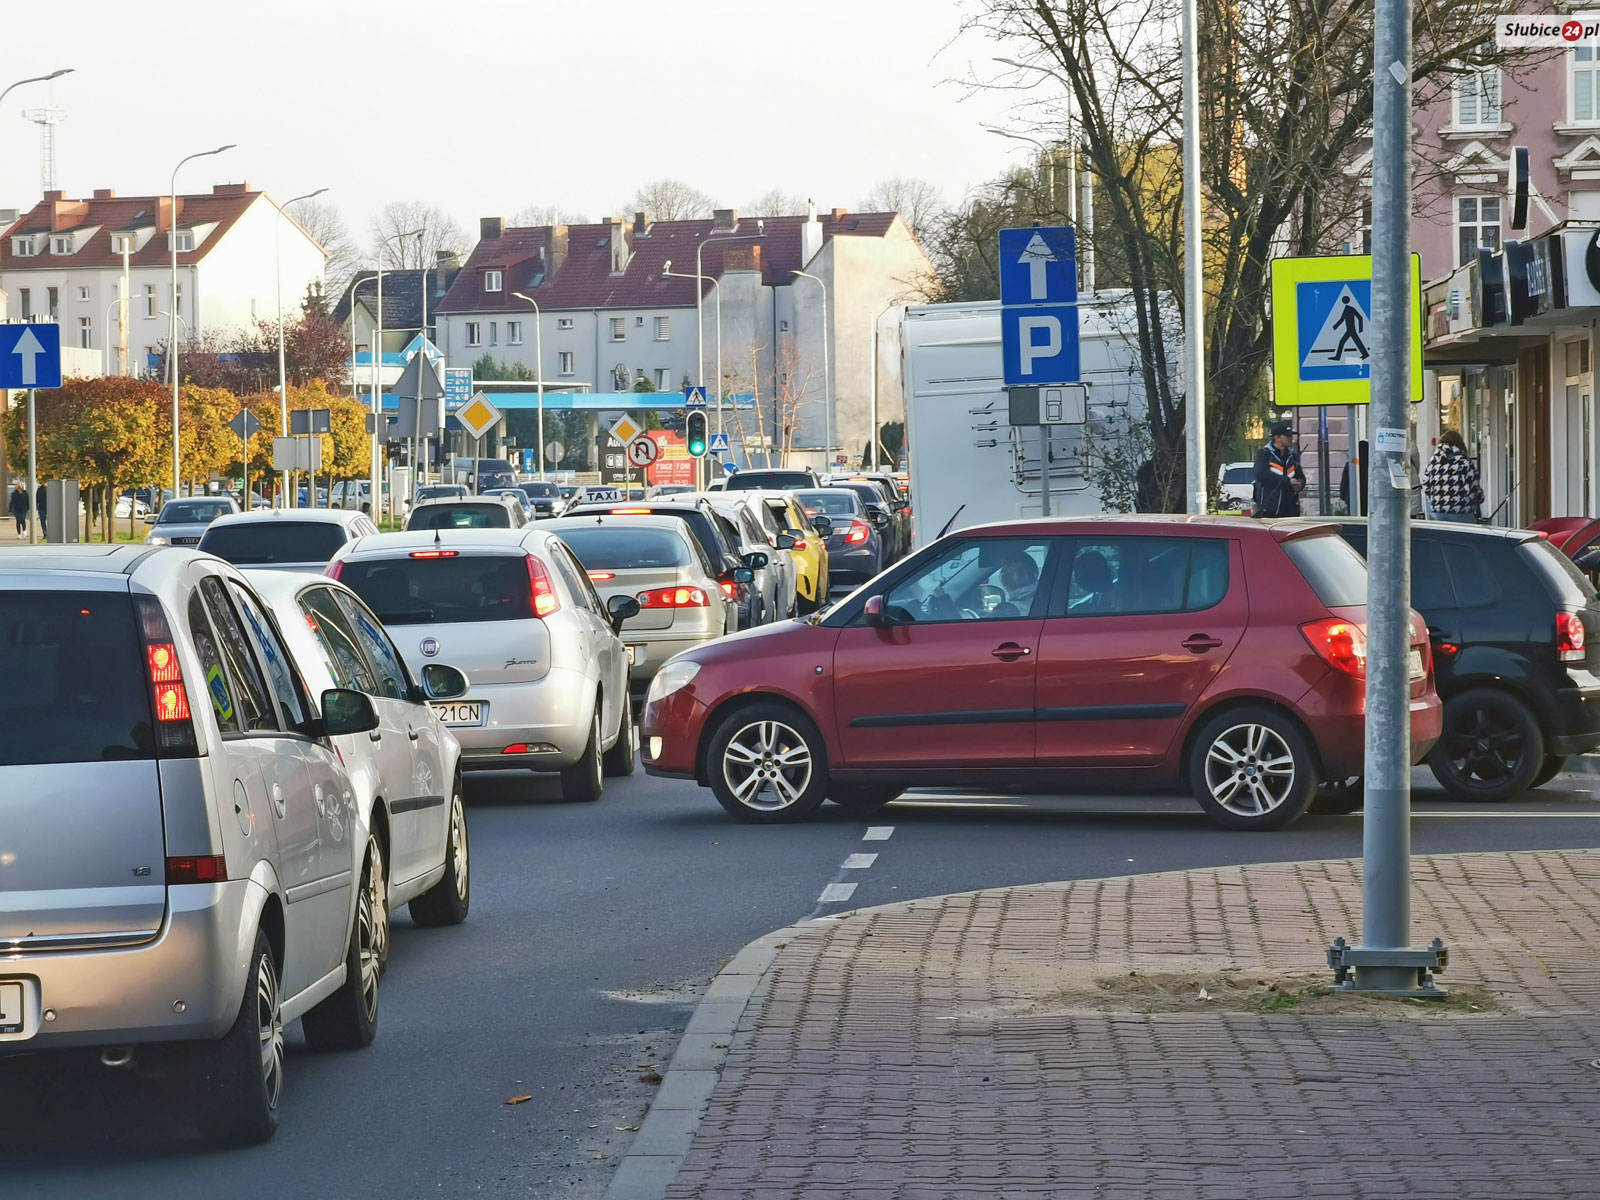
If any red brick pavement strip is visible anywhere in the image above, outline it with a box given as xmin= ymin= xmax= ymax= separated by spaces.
xmin=641 ymin=852 xmax=1600 ymax=1199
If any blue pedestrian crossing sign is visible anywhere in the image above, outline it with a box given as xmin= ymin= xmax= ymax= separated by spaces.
xmin=708 ymin=432 xmax=730 ymax=454
xmin=0 ymin=323 xmax=61 ymax=390
xmin=1270 ymin=254 xmax=1422 ymax=406
xmin=684 ymin=385 xmax=709 ymax=409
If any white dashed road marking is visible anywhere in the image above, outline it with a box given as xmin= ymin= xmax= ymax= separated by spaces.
xmin=817 ymin=882 xmax=858 ymax=904
xmin=862 ymin=826 xmax=895 ymax=841
xmin=842 ymin=853 xmax=878 ymax=869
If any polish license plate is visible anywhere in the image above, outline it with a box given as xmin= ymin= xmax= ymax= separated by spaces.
xmin=626 ymin=645 xmax=638 ymax=666
xmin=430 ymin=700 xmax=485 ymax=726
xmin=0 ymin=981 xmax=24 ymax=1035
xmin=1408 ymin=648 xmax=1425 ymax=680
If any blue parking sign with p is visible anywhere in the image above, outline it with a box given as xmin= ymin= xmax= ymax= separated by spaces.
xmin=999 ymin=226 xmax=1080 ymax=387
xmin=1002 ymin=305 xmax=1079 ymax=387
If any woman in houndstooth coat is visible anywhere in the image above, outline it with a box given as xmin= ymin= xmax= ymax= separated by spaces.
xmin=1422 ymin=430 xmax=1482 ymax=524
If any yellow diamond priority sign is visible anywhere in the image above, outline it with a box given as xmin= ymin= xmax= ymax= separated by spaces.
xmin=457 ymin=391 xmax=503 ymax=439
xmin=608 ymin=413 xmax=644 ymax=446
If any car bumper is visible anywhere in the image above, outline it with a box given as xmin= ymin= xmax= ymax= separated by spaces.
xmin=0 ymin=880 xmax=259 ymax=1051
xmin=1297 ymin=671 xmax=1443 ymax=780
xmin=448 ymin=668 xmax=596 ymax=769
xmin=624 ymin=628 xmax=723 ymax=688
xmin=1548 ymin=671 xmax=1600 ymax=755
xmin=826 ymin=545 xmax=879 ymax=579
xmin=640 ymin=687 xmax=710 ymax=779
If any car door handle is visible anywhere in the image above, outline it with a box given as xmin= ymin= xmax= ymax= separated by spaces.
xmin=991 ymin=643 xmax=1031 ymax=661
xmin=407 ymin=727 xmax=420 ymax=741
xmin=368 ymin=729 xmax=383 ymax=742
xmin=1182 ymin=635 xmax=1224 ymax=653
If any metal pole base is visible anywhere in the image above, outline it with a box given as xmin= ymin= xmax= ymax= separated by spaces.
xmin=1327 ymin=937 xmax=1448 ymax=997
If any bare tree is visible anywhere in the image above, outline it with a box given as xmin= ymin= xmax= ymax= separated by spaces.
xmin=773 ymin=338 xmax=820 ymax=464
xmin=293 ymin=199 xmax=361 ymax=293
xmin=859 ymin=177 xmax=946 ymax=244
xmin=744 ymin=188 xmax=808 ymax=217
xmin=368 ymin=201 xmax=468 ymax=269
xmin=511 ymin=203 xmax=590 ymax=226
xmin=624 ymin=179 xmax=715 ymax=221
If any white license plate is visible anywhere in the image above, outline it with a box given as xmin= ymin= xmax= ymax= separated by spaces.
xmin=626 ymin=644 xmax=639 ymax=666
xmin=0 ymin=981 xmax=24 ymax=1035
xmin=430 ymin=700 xmax=485 ymax=726
xmin=1409 ymin=648 xmax=1425 ymax=680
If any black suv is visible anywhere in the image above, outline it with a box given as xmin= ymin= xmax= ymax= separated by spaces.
xmin=1335 ymin=520 xmax=1600 ymax=801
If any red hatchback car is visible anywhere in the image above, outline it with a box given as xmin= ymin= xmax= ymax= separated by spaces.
xmin=641 ymin=516 xmax=1443 ymax=831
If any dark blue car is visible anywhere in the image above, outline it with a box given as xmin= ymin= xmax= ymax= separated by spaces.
xmin=795 ymin=488 xmax=888 ymax=584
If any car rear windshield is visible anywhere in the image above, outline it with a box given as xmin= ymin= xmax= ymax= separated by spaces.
xmin=1222 ymin=466 xmax=1253 ymax=484
xmin=338 ymin=555 xmax=534 ymax=624
xmin=725 ymin=471 xmax=814 ymax=490
xmin=0 ymin=590 xmax=154 ymax=765
xmin=558 ymin=527 xmax=692 ymax=570
xmin=157 ymin=500 xmax=231 ymax=524
xmin=417 ymin=486 xmax=467 ymax=500
xmin=200 ymin=522 xmax=350 ymax=565
xmin=408 ymin=504 xmax=512 ymax=530
xmin=1521 ymin=538 xmax=1598 ymax=607
xmin=1282 ymin=533 xmax=1368 ymax=607
xmin=520 ymin=483 xmax=560 ymax=498
xmin=796 ymin=491 xmax=859 ymax=516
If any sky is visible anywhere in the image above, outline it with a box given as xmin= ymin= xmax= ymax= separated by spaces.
xmin=1 ymin=0 xmax=1035 ymax=247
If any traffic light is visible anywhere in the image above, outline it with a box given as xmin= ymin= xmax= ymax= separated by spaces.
xmin=686 ymin=410 xmax=708 ymax=458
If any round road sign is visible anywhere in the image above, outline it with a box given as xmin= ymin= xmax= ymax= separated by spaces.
xmin=627 ymin=436 xmax=661 ymax=467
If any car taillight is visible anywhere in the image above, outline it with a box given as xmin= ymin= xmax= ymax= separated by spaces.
xmin=845 ymin=520 xmax=870 ymax=544
xmin=789 ymin=536 xmax=807 ymax=551
xmin=1301 ymin=618 xmax=1367 ymax=678
xmin=135 ymin=595 xmax=197 ymax=754
xmin=410 ymin=549 xmax=459 ymax=559
xmin=1558 ymin=611 xmax=1587 ymax=662
xmin=527 ymin=555 xmax=561 ymax=618
xmin=637 ymin=586 xmax=710 ymax=608
xmin=719 ymin=581 xmax=736 ymax=597
xmin=166 ymin=855 xmax=227 ymax=885
xmin=326 ymin=560 xmax=344 ymax=580
xmin=588 ymin=571 xmax=615 ymax=581
xmin=610 ymin=507 xmax=652 ymax=515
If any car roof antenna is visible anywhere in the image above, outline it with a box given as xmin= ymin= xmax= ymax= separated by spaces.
xmin=936 ymin=504 xmax=966 ymax=540
xmin=433 ymin=526 xmax=441 ymax=546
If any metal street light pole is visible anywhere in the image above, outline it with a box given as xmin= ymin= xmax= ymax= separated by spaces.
xmin=169 ymin=144 xmax=235 ymax=503
xmin=0 ymin=69 xmax=71 ymax=257
xmin=694 ymin=227 xmax=764 ymax=435
xmin=665 ymin=264 xmax=723 ymax=482
xmin=868 ymin=298 xmax=900 ymax=469
xmin=986 ymin=127 xmax=1076 ymax=224
xmin=275 ymin=187 xmax=327 ymax=508
xmin=791 ymin=271 xmax=832 ymax=470
xmin=512 ymin=292 xmax=546 ymax=479
xmin=1179 ymin=0 xmax=1207 ymax=516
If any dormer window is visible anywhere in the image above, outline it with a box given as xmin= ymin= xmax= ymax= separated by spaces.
xmin=12 ymin=236 xmax=35 ymax=256
xmin=112 ymin=233 xmax=135 ymax=254
xmin=168 ymin=230 xmax=195 ymax=252
xmin=484 ymin=270 xmax=503 ymax=292
xmin=51 ymin=235 xmax=71 ymax=255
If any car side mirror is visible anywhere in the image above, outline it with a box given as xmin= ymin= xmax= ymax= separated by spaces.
xmin=321 ymin=688 xmax=379 ymax=736
xmin=419 ymin=663 xmax=469 ymax=700
xmin=775 ymin=534 xmax=796 ymax=550
xmin=143 ymin=512 xmax=157 ymax=525
xmin=812 ymin=516 xmax=833 ymax=536
xmin=606 ymin=594 xmax=641 ymax=631
xmin=867 ymin=506 xmax=891 ymax=530
xmin=863 ymin=595 xmax=887 ymax=626
xmin=732 ymin=566 xmax=755 ymax=584
xmin=743 ymin=550 xmax=770 ymax=569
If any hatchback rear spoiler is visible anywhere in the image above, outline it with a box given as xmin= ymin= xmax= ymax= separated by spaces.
xmin=1268 ymin=520 xmax=1342 ymax=543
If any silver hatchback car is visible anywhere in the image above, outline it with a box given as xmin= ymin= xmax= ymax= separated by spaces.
xmin=199 ymin=508 xmax=380 ymax=574
xmin=0 ymin=546 xmax=388 ymax=1144
xmin=329 ymin=529 xmax=639 ymax=800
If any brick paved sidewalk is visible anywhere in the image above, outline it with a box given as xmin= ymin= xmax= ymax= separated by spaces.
xmin=664 ymin=852 xmax=1600 ymax=1199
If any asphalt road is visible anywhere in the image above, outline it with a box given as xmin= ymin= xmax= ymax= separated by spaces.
xmin=4 ymin=765 xmax=1599 ymax=1199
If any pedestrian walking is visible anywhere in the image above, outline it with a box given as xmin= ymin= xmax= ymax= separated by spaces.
xmin=35 ymin=483 xmax=47 ymax=533
xmin=8 ymin=482 xmax=27 ymax=536
xmin=1422 ymin=430 xmax=1483 ymax=524
xmin=1252 ymin=422 xmax=1306 ymax=518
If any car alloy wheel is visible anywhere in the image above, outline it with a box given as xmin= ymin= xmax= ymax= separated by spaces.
xmin=449 ymin=794 xmax=469 ymax=902
xmin=722 ymin=718 xmax=814 ymax=812
xmin=1428 ymin=688 xmax=1543 ymax=802
xmin=358 ymin=842 xmax=387 ymax=1014
xmin=1445 ymin=705 xmax=1526 ymax=786
xmin=256 ymin=950 xmax=284 ymax=1112
xmin=1204 ymin=722 xmax=1297 ymax=817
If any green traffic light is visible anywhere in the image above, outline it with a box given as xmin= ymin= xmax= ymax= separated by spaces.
xmin=686 ymin=411 xmax=708 ymax=458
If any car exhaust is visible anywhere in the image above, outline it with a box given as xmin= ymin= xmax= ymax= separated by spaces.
xmin=100 ymin=1046 xmax=136 ymax=1069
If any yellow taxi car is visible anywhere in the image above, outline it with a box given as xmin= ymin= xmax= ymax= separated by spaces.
xmin=755 ymin=491 xmax=831 ymax=612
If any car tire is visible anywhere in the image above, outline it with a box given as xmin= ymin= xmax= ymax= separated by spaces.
xmin=1309 ymin=777 xmax=1364 ymax=815
xmin=409 ymin=787 xmax=471 ymax=927
xmin=707 ymin=702 xmax=829 ymax=823
xmin=1187 ymin=706 xmax=1317 ymax=831
xmin=560 ymin=705 xmax=605 ymax=803
xmin=1427 ymin=688 xmax=1544 ymax=802
xmin=302 ymin=836 xmax=385 ymax=1050
xmin=1532 ymin=755 xmax=1568 ymax=789
xmin=828 ymin=784 xmax=901 ymax=813
xmin=193 ymin=929 xmax=284 ymax=1145
xmin=604 ymin=695 xmax=637 ymax=777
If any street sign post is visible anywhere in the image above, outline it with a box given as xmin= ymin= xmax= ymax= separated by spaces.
xmin=627 ymin=436 xmax=661 ymax=467
xmin=608 ymin=413 xmax=644 ymax=446
xmin=458 ymin=393 xmax=504 ymax=495
xmin=707 ymin=432 xmax=730 ymax=455
xmin=229 ymin=411 xmax=263 ymax=507
xmin=0 ymin=322 xmax=62 ymax=390
xmin=1269 ymin=254 xmax=1423 ymax=407
xmin=683 ymin=386 xmax=708 ymax=409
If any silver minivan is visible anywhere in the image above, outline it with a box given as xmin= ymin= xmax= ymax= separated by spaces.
xmin=0 ymin=546 xmax=390 ymax=1144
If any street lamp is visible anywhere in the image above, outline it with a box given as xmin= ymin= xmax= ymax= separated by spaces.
xmin=868 ymin=297 xmax=901 ymax=469
xmin=986 ymin=128 xmax=1076 ymax=223
xmin=664 ymin=262 xmax=725 ymax=484
xmin=511 ymin=292 xmax=547 ymax=479
xmin=169 ymin=144 xmax=235 ymax=501
xmin=371 ymin=229 xmax=423 ymax=523
xmin=790 ymin=270 xmax=832 ymax=470
xmin=275 ymin=187 xmax=327 ymax=507
xmin=690 ymin=225 xmax=764 ymax=434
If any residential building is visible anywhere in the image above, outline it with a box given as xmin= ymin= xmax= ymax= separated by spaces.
xmin=332 ymin=253 xmax=461 ymax=391
xmin=0 ymin=184 xmax=325 ymax=376
xmin=432 ymin=204 xmax=932 ymax=469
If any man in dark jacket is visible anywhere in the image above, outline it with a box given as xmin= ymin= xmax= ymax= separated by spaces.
xmin=8 ymin=482 xmax=27 ymax=535
xmin=1253 ymin=422 xmax=1306 ymax=517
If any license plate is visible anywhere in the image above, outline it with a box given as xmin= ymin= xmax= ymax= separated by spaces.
xmin=1408 ymin=648 xmax=1425 ymax=680
xmin=430 ymin=700 xmax=485 ymax=726
xmin=626 ymin=645 xmax=638 ymax=666
xmin=0 ymin=981 xmax=24 ymax=1035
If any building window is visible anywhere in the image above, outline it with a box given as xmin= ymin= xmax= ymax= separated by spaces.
xmin=78 ymin=286 xmax=90 ymax=302
xmin=489 ymin=321 xmax=498 ymax=347
xmin=656 ymin=368 xmax=670 ymax=389
xmin=1453 ymin=63 xmax=1501 ymax=128
xmin=559 ymin=351 xmax=574 ymax=375
xmin=19 ymin=288 xmax=30 ymax=319
xmin=12 ymin=236 xmax=34 ymax=256
xmin=47 ymin=287 xmax=58 ymax=317
xmin=173 ymin=281 xmax=182 ymax=318
xmin=144 ymin=284 xmax=156 ymax=318
xmin=51 ymin=236 xmax=70 ymax=255
xmin=653 ymin=315 xmax=670 ymax=341
xmin=1457 ymin=195 xmax=1501 ymax=266
xmin=610 ymin=317 xmax=626 ymax=341
xmin=169 ymin=230 xmax=195 ymax=252
xmin=112 ymin=233 xmax=134 ymax=254
xmin=1343 ymin=198 xmax=1372 ymax=256
xmin=78 ymin=317 xmax=91 ymax=349
xmin=1576 ymin=46 xmax=1600 ymax=123
xmin=635 ymin=315 xmax=645 ymax=327
xmin=465 ymin=321 xmax=482 ymax=347
xmin=484 ymin=269 xmax=503 ymax=292
xmin=557 ymin=317 xmax=574 ymax=330
xmin=508 ymin=320 xmax=523 ymax=345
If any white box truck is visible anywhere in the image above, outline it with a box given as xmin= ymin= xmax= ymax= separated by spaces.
xmin=901 ymin=295 xmax=1169 ymax=547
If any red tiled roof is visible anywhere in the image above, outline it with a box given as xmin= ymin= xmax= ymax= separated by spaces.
xmin=0 ymin=189 xmax=265 ymax=272
xmin=435 ymin=213 xmax=901 ymax=314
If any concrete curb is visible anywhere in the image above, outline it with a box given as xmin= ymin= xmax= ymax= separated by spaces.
xmin=601 ymin=921 xmax=822 ymax=1200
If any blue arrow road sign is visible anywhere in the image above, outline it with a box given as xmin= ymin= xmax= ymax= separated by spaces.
xmin=1002 ymin=304 xmax=1080 ymax=388
xmin=684 ymin=385 xmax=709 ymax=409
xmin=708 ymin=432 xmax=730 ymax=454
xmin=999 ymin=227 xmax=1078 ymax=306
xmin=0 ymin=323 xmax=61 ymax=389
xmin=1295 ymin=279 xmax=1374 ymax=382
